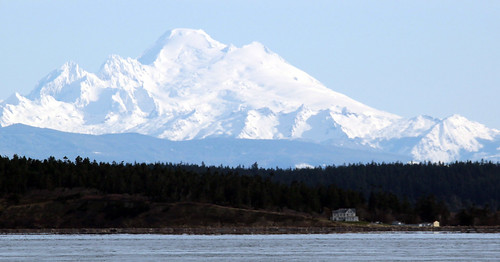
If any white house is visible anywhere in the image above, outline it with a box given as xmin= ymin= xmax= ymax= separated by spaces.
xmin=331 ymin=208 xmax=359 ymax=222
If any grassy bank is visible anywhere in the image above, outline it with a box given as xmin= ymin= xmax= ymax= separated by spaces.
xmin=1 ymin=188 xmax=499 ymax=234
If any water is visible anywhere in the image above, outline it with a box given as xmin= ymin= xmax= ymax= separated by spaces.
xmin=0 ymin=232 xmax=499 ymax=261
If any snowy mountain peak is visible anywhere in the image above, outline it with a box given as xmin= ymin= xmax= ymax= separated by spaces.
xmin=443 ymin=114 xmax=475 ymax=126
xmin=440 ymin=114 xmax=498 ymax=139
xmin=167 ymin=28 xmax=223 ymax=46
xmin=138 ymin=28 xmax=226 ymax=65
xmin=374 ymin=115 xmax=438 ymax=139
xmin=1 ymin=28 xmax=398 ymax=141
xmin=411 ymin=114 xmax=499 ymax=162
xmin=1 ymin=28 xmax=498 ymax=163
xmin=27 ymin=61 xmax=89 ymax=102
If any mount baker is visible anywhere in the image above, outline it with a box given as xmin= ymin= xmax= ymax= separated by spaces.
xmin=1 ymin=29 xmax=498 ymax=166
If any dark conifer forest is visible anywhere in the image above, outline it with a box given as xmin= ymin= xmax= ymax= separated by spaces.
xmin=0 ymin=155 xmax=498 ymax=226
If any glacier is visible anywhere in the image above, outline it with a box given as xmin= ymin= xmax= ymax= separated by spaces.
xmin=0 ymin=28 xmax=498 ymax=165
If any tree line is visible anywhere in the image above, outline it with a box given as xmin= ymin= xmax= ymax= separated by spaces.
xmin=0 ymin=155 xmax=498 ymax=225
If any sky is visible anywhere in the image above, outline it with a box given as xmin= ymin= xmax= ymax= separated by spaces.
xmin=1 ymin=0 xmax=499 ymax=129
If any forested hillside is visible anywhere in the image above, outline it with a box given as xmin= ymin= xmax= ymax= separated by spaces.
xmin=0 ymin=155 xmax=498 ymax=227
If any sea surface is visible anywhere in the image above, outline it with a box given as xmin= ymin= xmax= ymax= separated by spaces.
xmin=0 ymin=232 xmax=498 ymax=261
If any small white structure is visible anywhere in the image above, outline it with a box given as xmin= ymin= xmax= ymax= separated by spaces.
xmin=433 ymin=221 xmax=440 ymax=227
xmin=331 ymin=208 xmax=359 ymax=222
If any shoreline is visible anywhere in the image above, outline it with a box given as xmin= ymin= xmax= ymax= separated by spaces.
xmin=1 ymin=226 xmax=499 ymax=235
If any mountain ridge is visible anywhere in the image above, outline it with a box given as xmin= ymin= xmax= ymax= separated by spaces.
xmin=0 ymin=123 xmax=410 ymax=168
xmin=0 ymin=28 xmax=498 ymax=164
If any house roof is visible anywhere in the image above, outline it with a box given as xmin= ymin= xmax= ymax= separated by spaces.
xmin=332 ymin=208 xmax=356 ymax=213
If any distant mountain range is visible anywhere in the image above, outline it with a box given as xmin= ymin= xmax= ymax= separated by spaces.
xmin=1 ymin=29 xmax=498 ymax=166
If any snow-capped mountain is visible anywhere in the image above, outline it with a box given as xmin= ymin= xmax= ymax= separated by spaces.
xmin=1 ymin=28 xmax=498 ymax=164
xmin=374 ymin=115 xmax=500 ymax=162
xmin=411 ymin=115 xmax=499 ymax=162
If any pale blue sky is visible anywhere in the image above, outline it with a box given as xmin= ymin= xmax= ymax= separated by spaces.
xmin=1 ymin=0 xmax=499 ymax=129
